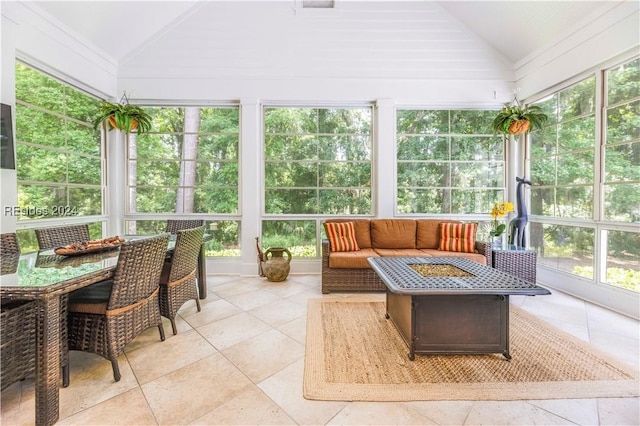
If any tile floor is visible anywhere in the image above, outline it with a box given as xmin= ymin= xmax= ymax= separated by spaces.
xmin=1 ymin=274 xmax=639 ymax=425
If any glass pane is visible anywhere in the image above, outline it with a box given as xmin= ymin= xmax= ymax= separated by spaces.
xmin=604 ymin=142 xmax=640 ymax=183
xmin=135 ymin=133 xmax=181 ymax=160
xmin=530 ymin=223 xmax=594 ymax=277
xmin=603 ymin=230 xmax=640 ymax=293
xmin=397 ymin=136 xmax=448 ymax=161
xmin=196 ymin=161 xmax=239 ymax=186
xmin=558 ymin=117 xmax=595 ymax=152
xmin=264 ymin=107 xmax=318 ymax=133
xmin=558 ymin=77 xmax=595 ymax=122
xmin=265 ymin=162 xmax=317 ymax=187
xmin=265 ymin=135 xmax=317 ymax=160
xmin=530 ymin=157 xmax=556 ymax=187
xmin=529 ymin=125 xmax=557 ymax=157
xmin=606 ymin=99 xmax=640 ymax=144
xmin=124 ymin=220 xmax=167 ymax=235
xmin=451 ymin=189 xmax=501 ymax=214
xmin=67 ymin=121 xmax=100 ymax=156
xmin=200 ymin=107 xmax=239 ymax=133
xmin=397 ymin=162 xmax=449 ymax=187
xmin=198 ymin=135 xmax=238 ymax=160
xmin=204 ymin=220 xmax=240 ymax=256
xmin=265 ymin=189 xmax=318 ymax=214
xmin=65 ymin=86 xmax=99 ymax=122
xmin=15 ymin=105 xmax=65 ymax=147
xmin=136 ymin=161 xmax=180 ymax=186
xmin=318 ymin=108 xmax=371 ymax=134
xmin=16 ymin=185 xmax=67 ymax=219
xmin=16 ymin=145 xmax=67 ymax=182
xmin=450 ymin=110 xmax=496 ymax=134
xmin=319 ymin=163 xmax=370 ymax=187
xmin=397 ymin=109 xmax=449 ymax=134
xmin=134 ymin=187 xmax=178 ymax=213
xmin=193 ymin=188 xmax=238 ymax=214
xmin=396 ymin=188 xmax=446 ymax=214
xmin=15 ymin=63 xmax=65 ymax=113
xmin=319 ymin=189 xmax=371 ymax=214
xmin=262 ymin=220 xmax=316 ymax=258
xmin=555 ymin=185 xmax=593 ymax=219
xmin=604 ymin=183 xmax=640 ymax=222
xmin=318 ymin=135 xmax=371 ymax=161
xmin=68 ymin=155 xmax=101 ymax=185
xmin=608 ymin=57 xmax=640 ymax=105
xmin=530 ymin=187 xmax=554 ymax=216
xmin=451 ymin=137 xmax=503 ymax=161
xmin=69 ymin=187 xmax=102 ymax=215
xmin=556 ymin=151 xmax=594 ymax=184
xmin=451 ymin=162 xmax=503 ymax=187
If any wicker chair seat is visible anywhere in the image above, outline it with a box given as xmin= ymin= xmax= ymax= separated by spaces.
xmin=67 ymin=234 xmax=169 ymax=382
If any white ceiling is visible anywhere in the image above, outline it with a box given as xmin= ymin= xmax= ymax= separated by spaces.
xmin=31 ymin=0 xmax=617 ymax=66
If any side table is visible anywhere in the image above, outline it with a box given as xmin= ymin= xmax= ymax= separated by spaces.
xmin=491 ymin=244 xmax=537 ymax=284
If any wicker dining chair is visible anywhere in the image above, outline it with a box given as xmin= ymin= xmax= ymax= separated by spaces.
xmin=35 ymin=224 xmax=91 ymax=250
xmin=0 ymin=232 xmax=21 ymax=255
xmin=66 ymin=234 xmax=170 ymax=382
xmin=0 ymin=300 xmax=37 ymax=391
xmin=165 ymin=219 xmax=204 ymax=234
xmin=159 ymin=226 xmax=204 ymax=335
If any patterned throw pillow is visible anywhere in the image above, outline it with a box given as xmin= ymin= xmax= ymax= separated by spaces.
xmin=438 ymin=222 xmax=478 ymax=253
xmin=324 ymin=222 xmax=360 ymax=252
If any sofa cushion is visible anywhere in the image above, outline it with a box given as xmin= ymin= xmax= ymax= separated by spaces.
xmin=324 ymin=221 xmax=360 ymax=252
xmin=419 ymin=249 xmax=487 ymax=265
xmin=324 ymin=219 xmax=371 ymax=249
xmin=371 ymin=219 xmax=416 ymax=249
xmin=438 ymin=222 xmax=478 ymax=253
xmin=416 ymin=219 xmax=461 ymax=249
xmin=373 ymin=248 xmax=427 ymax=257
xmin=328 ymin=248 xmax=379 ymax=269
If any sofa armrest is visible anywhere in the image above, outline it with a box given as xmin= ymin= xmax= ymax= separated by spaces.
xmin=475 ymin=240 xmax=492 ymax=265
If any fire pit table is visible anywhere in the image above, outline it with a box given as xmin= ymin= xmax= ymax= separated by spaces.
xmin=367 ymin=257 xmax=551 ymax=360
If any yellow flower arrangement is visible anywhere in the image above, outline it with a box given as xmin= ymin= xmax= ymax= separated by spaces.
xmin=489 ymin=201 xmax=514 ymax=237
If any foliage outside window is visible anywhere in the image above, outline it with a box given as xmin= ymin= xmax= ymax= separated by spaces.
xmin=530 ymin=56 xmax=639 ymax=293
xmin=126 ymin=106 xmax=240 ymax=256
xmin=529 ymin=77 xmax=596 ymax=219
xmin=261 ymin=220 xmax=316 ymax=257
xmin=264 ymin=107 xmax=372 ymax=215
xmin=15 ymin=62 xmax=102 ymax=221
xmin=396 ymin=109 xmax=504 ymax=218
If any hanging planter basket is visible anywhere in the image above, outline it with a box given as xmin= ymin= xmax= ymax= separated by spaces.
xmin=491 ymin=95 xmax=548 ymax=138
xmin=507 ymin=119 xmax=531 ymax=135
xmin=93 ymin=94 xmax=151 ymax=135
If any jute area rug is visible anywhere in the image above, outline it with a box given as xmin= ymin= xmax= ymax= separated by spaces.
xmin=303 ymin=297 xmax=639 ymax=402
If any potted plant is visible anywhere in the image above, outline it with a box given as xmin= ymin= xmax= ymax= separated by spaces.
xmin=93 ymin=100 xmax=152 ymax=134
xmin=491 ymin=101 xmax=548 ymax=136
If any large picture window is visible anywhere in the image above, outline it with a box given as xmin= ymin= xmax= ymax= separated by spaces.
xmin=15 ymin=62 xmax=102 ymax=220
xmin=396 ymin=109 xmax=503 ymax=215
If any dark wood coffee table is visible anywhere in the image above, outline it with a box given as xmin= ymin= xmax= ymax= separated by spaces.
xmin=368 ymin=257 xmax=551 ymax=361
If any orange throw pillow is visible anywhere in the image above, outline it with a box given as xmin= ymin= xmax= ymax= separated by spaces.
xmin=324 ymin=222 xmax=360 ymax=252
xmin=438 ymin=222 xmax=478 ymax=253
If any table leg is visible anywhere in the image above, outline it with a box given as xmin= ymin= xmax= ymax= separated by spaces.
xmin=198 ymin=243 xmax=207 ymax=299
xmin=35 ymin=297 xmax=60 ymax=426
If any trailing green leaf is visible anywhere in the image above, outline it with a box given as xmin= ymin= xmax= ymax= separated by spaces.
xmin=93 ymin=101 xmax=152 ymax=134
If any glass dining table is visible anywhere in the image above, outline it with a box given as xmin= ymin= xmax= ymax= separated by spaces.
xmin=0 ymin=233 xmax=210 ymax=426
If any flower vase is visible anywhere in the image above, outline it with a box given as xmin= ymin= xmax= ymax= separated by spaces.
xmin=492 ymin=235 xmax=504 ymax=249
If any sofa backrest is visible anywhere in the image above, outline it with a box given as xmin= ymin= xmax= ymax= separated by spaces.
xmin=416 ymin=219 xmax=462 ymax=249
xmin=371 ymin=219 xmax=417 ymax=249
xmin=323 ymin=219 xmax=372 ymax=249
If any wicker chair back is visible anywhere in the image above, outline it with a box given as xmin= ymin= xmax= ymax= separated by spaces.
xmin=0 ymin=232 xmax=20 ymax=255
xmin=35 ymin=224 xmax=91 ymax=250
xmin=165 ymin=219 xmax=204 ymax=234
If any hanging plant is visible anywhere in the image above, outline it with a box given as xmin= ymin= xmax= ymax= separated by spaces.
xmin=491 ymin=96 xmax=548 ymax=136
xmin=93 ymin=97 xmax=152 ymax=134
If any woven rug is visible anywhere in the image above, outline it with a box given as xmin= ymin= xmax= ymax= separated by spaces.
xmin=303 ymin=297 xmax=639 ymax=401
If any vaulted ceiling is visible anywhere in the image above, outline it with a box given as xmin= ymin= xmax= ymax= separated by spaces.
xmin=23 ymin=1 xmax=628 ymax=82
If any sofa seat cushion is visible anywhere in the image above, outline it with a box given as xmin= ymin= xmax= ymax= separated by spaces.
xmin=417 ymin=219 xmax=461 ymax=249
xmin=324 ymin=219 xmax=372 ymax=249
xmin=373 ymin=248 xmax=427 ymax=258
xmin=371 ymin=219 xmax=417 ymax=249
xmin=419 ymin=249 xmax=487 ymax=265
xmin=329 ymin=248 xmax=379 ymax=269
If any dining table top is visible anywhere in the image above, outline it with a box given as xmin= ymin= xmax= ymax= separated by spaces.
xmin=0 ymin=233 xmax=210 ymax=298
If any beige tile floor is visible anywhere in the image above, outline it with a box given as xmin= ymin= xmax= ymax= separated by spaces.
xmin=1 ymin=274 xmax=639 ymax=425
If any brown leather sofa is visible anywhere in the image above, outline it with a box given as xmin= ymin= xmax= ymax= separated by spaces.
xmin=321 ymin=218 xmax=491 ymax=294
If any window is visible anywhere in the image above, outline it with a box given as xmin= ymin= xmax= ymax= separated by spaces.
xmin=263 ymin=106 xmax=372 ymax=257
xmin=529 ymin=56 xmax=639 ymax=293
xmin=396 ymin=109 xmax=504 ymax=216
xmin=15 ymin=63 xmax=102 ymax=220
xmin=126 ymin=106 xmax=240 ymax=256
